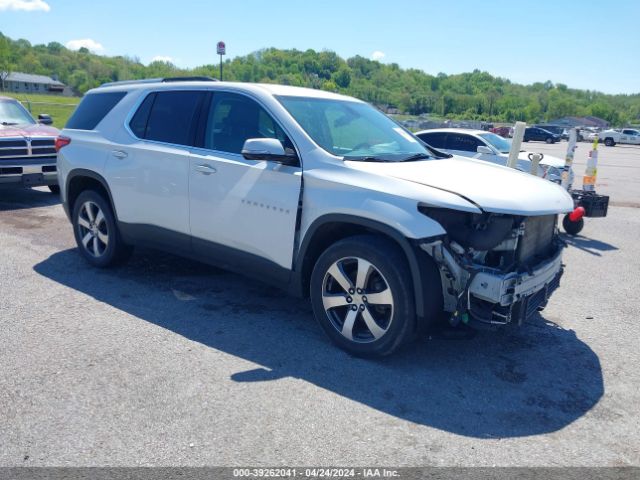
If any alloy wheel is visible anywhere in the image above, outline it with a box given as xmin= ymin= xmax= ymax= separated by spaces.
xmin=322 ymin=257 xmax=394 ymax=343
xmin=77 ymin=201 xmax=109 ymax=258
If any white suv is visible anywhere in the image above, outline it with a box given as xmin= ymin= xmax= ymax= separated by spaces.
xmin=57 ymin=78 xmax=574 ymax=356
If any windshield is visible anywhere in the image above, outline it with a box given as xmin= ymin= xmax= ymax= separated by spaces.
xmin=277 ymin=96 xmax=431 ymax=161
xmin=0 ymin=100 xmax=36 ymax=126
xmin=478 ymin=132 xmax=512 ymax=154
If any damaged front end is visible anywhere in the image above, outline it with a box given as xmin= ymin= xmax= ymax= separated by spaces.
xmin=419 ymin=207 xmax=564 ymax=328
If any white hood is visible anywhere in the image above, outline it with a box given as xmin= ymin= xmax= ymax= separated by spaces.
xmin=346 ymin=156 xmax=574 ymax=216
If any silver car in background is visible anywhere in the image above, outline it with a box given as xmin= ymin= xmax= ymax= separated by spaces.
xmin=416 ymin=128 xmax=573 ymax=185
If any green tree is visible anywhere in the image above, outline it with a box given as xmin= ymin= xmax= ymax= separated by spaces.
xmin=0 ymin=34 xmax=13 ymax=91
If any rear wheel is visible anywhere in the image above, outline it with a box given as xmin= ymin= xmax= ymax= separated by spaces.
xmin=604 ymin=137 xmax=615 ymax=147
xmin=546 ymin=137 xmax=554 ymax=144
xmin=72 ymin=190 xmax=132 ymax=267
xmin=310 ymin=235 xmax=417 ymax=357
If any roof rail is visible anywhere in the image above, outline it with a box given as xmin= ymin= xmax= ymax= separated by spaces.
xmin=162 ymin=76 xmax=218 ymax=83
xmin=99 ymin=76 xmax=219 ymax=88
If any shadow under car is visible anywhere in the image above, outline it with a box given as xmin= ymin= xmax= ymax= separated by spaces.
xmin=33 ymin=247 xmax=604 ymax=439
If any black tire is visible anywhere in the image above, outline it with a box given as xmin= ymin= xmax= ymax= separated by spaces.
xmin=604 ymin=137 xmax=615 ymax=147
xmin=48 ymin=184 xmax=60 ymax=194
xmin=563 ymin=214 xmax=584 ymax=236
xmin=523 ymin=137 xmax=528 ymax=142
xmin=310 ymin=234 xmax=425 ymax=357
xmin=72 ymin=189 xmax=133 ymax=267
xmin=546 ymin=137 xmax=554 ymax=144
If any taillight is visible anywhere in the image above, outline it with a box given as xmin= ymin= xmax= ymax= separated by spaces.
xmin=55 ymin=136 xmax=71 ymax=152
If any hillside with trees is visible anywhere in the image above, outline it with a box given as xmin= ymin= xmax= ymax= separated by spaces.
xmin=1 ymin=32 xmax=638 ymax=125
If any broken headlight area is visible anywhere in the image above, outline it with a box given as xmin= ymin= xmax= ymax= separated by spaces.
xmin=419 ymin=207 xmax=563 ymax=328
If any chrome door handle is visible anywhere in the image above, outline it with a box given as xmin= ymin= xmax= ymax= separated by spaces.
xmin=195 ymin=164 xmax=217 ymax=175
xmin=111 ymin=150 xmax=128 ymax=159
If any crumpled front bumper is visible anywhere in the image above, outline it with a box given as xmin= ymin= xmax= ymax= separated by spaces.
xmin=467 ymin=249 xmax=563 ymax=325
xmin=421 ymin=240 xmax=564 ymax=327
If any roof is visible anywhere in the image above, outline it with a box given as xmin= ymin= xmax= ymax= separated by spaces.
xmin=93 ymin=80 xmax=359 ymax=102
xmin=415 ymin=128 xmax=487 ymax=135
xmin=4 ymin=72 xmax=65 ymax=86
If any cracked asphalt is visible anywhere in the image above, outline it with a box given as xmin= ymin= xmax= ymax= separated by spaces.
xmin=0 ymin=142 xmax=639 ymax=466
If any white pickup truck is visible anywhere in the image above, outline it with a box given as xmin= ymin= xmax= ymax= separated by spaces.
xmin=598 ymin=128 xmax=640 ymax=147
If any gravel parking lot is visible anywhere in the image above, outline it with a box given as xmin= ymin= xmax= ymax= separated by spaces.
xmin=1 ymin=144 xmax=639 ymax=467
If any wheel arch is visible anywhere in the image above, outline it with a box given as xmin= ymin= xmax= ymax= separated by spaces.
xmin=292 ymin=214 xmax=442 ymax=324
xmin=65 ymin=169 xmax=117 ymax=221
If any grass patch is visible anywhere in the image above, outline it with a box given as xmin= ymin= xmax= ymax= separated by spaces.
xmin=1 ymin=92 xmax=79 ymax=128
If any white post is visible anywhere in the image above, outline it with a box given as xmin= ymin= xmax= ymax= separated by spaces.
xmin=508 ymin=121 xmax=526 ymax=169
xmin=561 ymin=128 xmax=578 ymax=190
xmin=583 ymin=135 xmax=599 ymax=192
xmin=529 ymin=153 xmax=542 ymax=176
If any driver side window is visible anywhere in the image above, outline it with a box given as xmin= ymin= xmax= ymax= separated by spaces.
xmin=203 ymin=92 xmax=293 ymax=154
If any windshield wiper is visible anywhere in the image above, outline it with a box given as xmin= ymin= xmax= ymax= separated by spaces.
xmin=344 ymin=153 xmax=432 ymax=163
xmin=399 ymin=153 xmax=431 ymax=162
xmin=344 ymin=156 xmax=394 ymax=162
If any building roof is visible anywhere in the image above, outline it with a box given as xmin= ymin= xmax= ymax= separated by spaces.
xmin=547 ymin=116 xmax=609 ymax=128
xmin=4 ymin=72 xmax=65 ymax=86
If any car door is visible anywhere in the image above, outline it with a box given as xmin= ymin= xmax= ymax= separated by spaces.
xmin=621 ymin=129 xmax=640 ymax=144
xmin=105 ymin=90 xmax=207 ymax=248
xmin=188 ymin=91 xmax=302 ymax=277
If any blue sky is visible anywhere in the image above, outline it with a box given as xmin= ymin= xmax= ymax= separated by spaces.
xmin=1 ymin=0 xmax=639 ymax=94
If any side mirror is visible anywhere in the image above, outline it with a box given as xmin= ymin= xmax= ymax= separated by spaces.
xmin=241 ymin=138 xmax=297 ymax=165
xmin=38 ymin=114 xmax=53 ymax=125
xmin=477 ymin=145 xmax=493 ymax=154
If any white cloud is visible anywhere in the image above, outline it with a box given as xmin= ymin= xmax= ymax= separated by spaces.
xmin=0 ymin=0 xmax=50 ymax=11
xmin=371 ymin=51 xmax=386 ymax=61
xmin=151 ymin=56 xmax=174 ymax=64
xmin=65 ymin=39 xmax=105 ymax=53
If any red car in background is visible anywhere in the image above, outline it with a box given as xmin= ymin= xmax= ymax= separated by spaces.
xmin=0 ymin=96 xmax=60 ymax=193
xmin=490 ymin=126 xmax=511 ymax=138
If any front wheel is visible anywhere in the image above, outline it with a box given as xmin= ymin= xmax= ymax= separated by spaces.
xmin=563 ymin=214 xmax=584 ymax=236
xmin=604 ymin=138 xmax=615 ymax=147
xmin=72 ymin=190 xmax=133 ymax=267
xmin=310 ymin=235 xmax=418 ymax=357
xmin=546 ymin=137 xmax=554 ymax=144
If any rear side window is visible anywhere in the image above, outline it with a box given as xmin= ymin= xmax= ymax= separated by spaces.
xmin=446 ymin=134 xmax=482 ymax=152
xmin=129 ymin=93 xmax=155 ymax=138
xmin=66 ymin=91 xmax=127 ymax=130
xmin=137 ymin=91 xmax=206 ymax=146
xmin=417 ymin=132 xmax=446 ymax=148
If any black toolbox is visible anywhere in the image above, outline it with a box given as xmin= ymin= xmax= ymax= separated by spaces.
xmin=570 ymin=190 xmax=610 ymax=218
